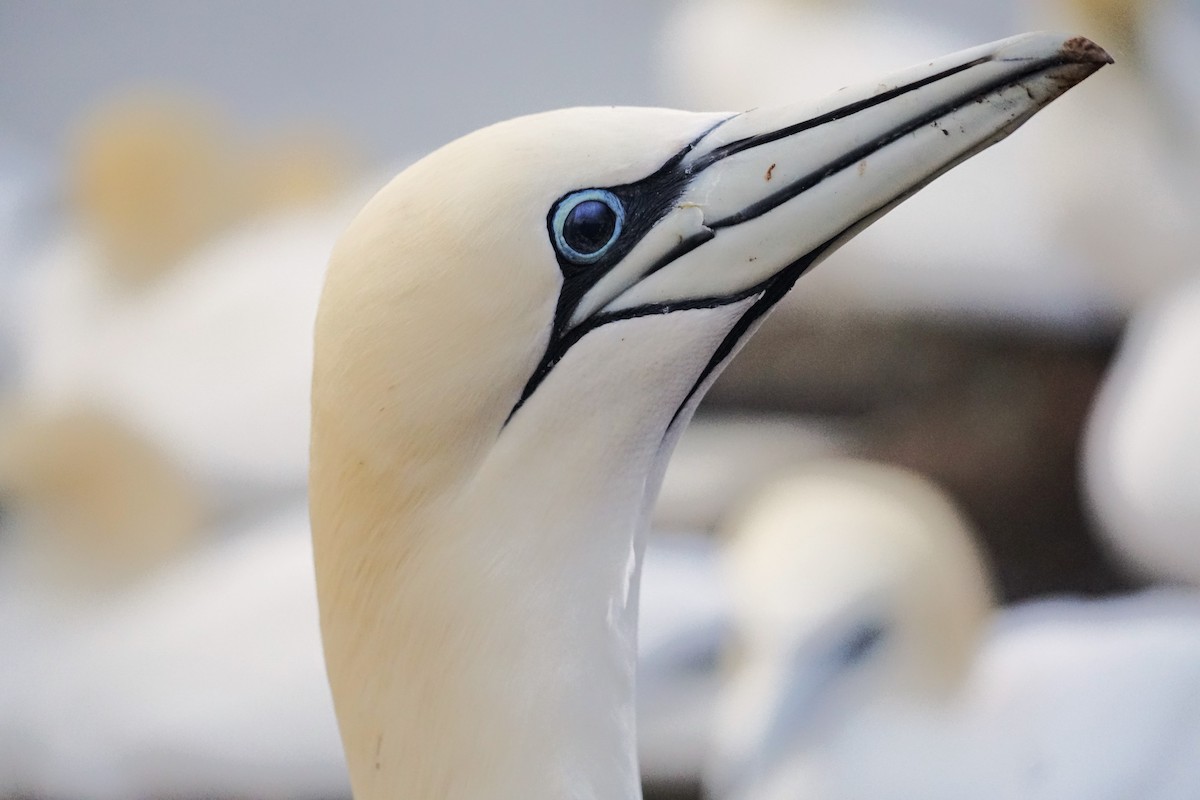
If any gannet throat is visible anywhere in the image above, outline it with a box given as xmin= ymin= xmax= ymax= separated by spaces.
xmin=309 ymin=32 xmax=1109 ymax=800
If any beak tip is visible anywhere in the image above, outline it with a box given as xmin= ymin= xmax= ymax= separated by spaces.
xmin=1061 ymin=35 xmax=1115 ymax=67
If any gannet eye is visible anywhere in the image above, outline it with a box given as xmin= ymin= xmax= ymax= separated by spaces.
xmin=552 ymin=189 xmax=624 ymax=265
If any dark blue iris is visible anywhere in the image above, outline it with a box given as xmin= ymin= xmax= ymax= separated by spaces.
xmin=551 ymin=188 xmax=625 ymax=265
xmin=564 ymin=200 xmax=618 ymax=255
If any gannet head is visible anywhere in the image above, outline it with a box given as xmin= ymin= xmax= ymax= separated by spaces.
xmin=310 ymin=32 xmax=1108 ymax=800
xmin=709 ymin=460 xmax=994 ymax=800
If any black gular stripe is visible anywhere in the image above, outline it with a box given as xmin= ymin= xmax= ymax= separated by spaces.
xmin=507 ymin=49 xmax=1076 ymax=423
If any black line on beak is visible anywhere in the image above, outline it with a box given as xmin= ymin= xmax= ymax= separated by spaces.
xmin=688 ymin=56 xmax=988 ymax=174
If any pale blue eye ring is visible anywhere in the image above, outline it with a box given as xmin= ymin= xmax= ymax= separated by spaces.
xmin=552 ymin=189 xmax=625 ymax=264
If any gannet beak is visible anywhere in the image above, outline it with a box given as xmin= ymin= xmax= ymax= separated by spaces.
xmin=514 ymin=32 xmax=1109 ymax=416
xmin=565 ymin=32 xmax=1111 ymax=324
xmin=607 ymin=33 xmax=1112 ymax=311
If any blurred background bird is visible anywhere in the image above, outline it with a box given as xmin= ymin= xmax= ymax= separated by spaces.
xmin=0 ymin=1 xmax=1197 ymax=798
xmin=708 ymin=461 xmax=1200 ymax=800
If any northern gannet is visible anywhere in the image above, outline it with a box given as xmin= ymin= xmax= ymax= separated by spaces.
xmin=63 ymin=95 xmax=242 ymax=282
xmin=309 ymin=33 xmax=1108 ymax=800
xmin=708 ymin=460 xmax=1200 ymax=800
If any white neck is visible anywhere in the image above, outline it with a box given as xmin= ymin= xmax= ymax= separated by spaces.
xmin=313 ymin=301 xmax=758 ymax=800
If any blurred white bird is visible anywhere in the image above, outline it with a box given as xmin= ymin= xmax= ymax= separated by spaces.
xmin=658 ymin=0 xmax=1197 ymax=327
xmin=709 ymin=460 xmax=1200 ymax=800
xmin=1084 ymin=276 xmax=1200 ymax=586
xmin=643 ymin=413 xmax=851 ymax=780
